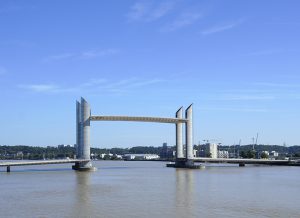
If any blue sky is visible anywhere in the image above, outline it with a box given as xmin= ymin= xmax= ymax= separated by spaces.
xmin=1 ymin=0 xmax=300 ymax=147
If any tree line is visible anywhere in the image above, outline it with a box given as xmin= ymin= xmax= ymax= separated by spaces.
xmin=0 ymin=145 xmax=166 ymax=160
xmin=1 ymin=144 xmax=300 ymax=160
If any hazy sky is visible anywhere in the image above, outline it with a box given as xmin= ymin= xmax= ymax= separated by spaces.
xmin=1 ymin=0 xmax=300 ymax=147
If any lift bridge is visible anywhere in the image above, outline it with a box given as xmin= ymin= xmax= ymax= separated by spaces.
xmin=1 ymin=97 xmax=194 ymax=172
xmin=1 ymin=97 xmax=299 ymax=172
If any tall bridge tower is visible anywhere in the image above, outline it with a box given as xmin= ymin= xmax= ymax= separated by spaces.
xmin=73 ymin=97 xmax=196 ymax=170
xmin=73 ymin=98 xmax=95 ymax=171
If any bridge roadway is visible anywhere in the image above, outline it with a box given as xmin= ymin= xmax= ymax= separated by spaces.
xmin=0 ymin=159 xmax=90 ymax=172
xmin=2 ymin=157 xmax=299 ymax=172
xmin=90 ymin=115 xmax=188 ymax=123
xmin=193 ymin=157 xmax=300 ymax=166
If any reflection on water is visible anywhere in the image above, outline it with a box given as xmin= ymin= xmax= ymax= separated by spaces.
xmin=72 ymin=171 xmax=93 ymax=218
xmin=175 ymin=169 xmax=195 ymax=218
xmin=1 ymin=161 xmax=300 ymax=218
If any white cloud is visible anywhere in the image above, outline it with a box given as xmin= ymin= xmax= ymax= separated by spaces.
xmin=162 ymin=12 xmax=203 ymax=32
xmin=103 ymin=78 xmax=138 ymax=88
xmin=43 ymin=49 xmax=119 ymax=62
xmin=127 ymin=2 xmax=203 ymax=32
xmin=127 ymin=1 xmax=151 ymax=21
xmin=147 ymin=2 xmax=174 ymax=21
xmin=43 ymin=53 xmax=75 ymax=62
xmin=81 ymin=78 xmax=108 ymax=87
xmin=213 ymin=82 xmax=300 ymax=102
xmin=127 ymin=79 xmax=163 ymax=88
xmin=127 ymin=1 xmax=174 ymax=22
xmin=18 ymin=78 xmax=164 ymax=95
xmin=99 ymin=78 xmax=164 ymax=93
xmin=19 ymin=84 xmax=59 ymax=93
xmin=18 ymin=83 xmax=78 ymax=94
xmin=201 ymin=19 xmax=244 ymax=35
xmin=80 ymin=49 xmax=119 ymax=59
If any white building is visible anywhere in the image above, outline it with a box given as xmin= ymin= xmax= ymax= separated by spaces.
xmin=123 ymin=154 xmax=160 ymax=160
xmin=115 ymin=154 xmax=123 ymax=159
xmin=99 ymin=153 xmax=113 ymax=159
xmin=270 ymin=151 xmax=279 ymax=157
xmin=143 ymin=154 xmax=160 ymax=160
xmin=123 ymin=154 xmax=136 ymax=160
xmin=205 ymin=143 xmax=218 ymax=158
xmin=218 ymin=150 xmax=229 ymax=158
xmin=193 ymin=149 xmax=197 ymax=157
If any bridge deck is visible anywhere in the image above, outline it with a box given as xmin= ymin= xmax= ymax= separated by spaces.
xmin=90 ymin=115 xmax=188 ymax=123
xmin=0 ymin=159 xmax=90 ymax=167
xmin=193 ymin=157 xmax=298 ymax=165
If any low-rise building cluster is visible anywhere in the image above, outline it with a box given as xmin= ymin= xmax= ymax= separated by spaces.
xmin=91 ymin=153 xmax=160 ymax=161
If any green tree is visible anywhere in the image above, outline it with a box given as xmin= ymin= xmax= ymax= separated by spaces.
xmin=240 ymin=151 xmax=246 ymax=158
xmin=294 ymin=153 xmax=300 ymax=157
xmin=246 ymin=150 xmax=256 ymax=158
xmin=260 ymin=152 xmax=269 ymax=159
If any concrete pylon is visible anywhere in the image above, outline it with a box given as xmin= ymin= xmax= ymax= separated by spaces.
xmin=76 ymin=101 xmax=81 ymax=158
xmin=176 ymin=107 xmax=184 ymax=159
xmin=80 ymin=97 xmax=93 ymax=169
xmin=167 ymin=104 xmax=203 ymax=169
xmin=81 ymin=97 xmax=91 ymax=160
xmin=73 ymin=97 xmax=95 ymax=171
xmin=185 ymin=104 xmax=194 ymax=166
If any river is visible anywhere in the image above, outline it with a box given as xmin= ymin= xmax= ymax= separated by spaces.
xmin=1 ymin=161 xmax=299 ymax=218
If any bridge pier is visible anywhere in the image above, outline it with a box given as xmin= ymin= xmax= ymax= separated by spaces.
xmin=167 ymin=159 xmax=204 ymax=169
xmin=239 ymin=163 xmax=245 ymax=167
xmin=73 ymin=98 xmax=96 ymax=171
xmin=7 ymin=166 xmax=10 ymax=172
xmin=72 ymin=161 xmax=96 ymax=171
xmin=176 ymin=107 xmax=184 ymax=159
xmin=185 ymin=104 xmax=193 ymax=165
xmin=168 ymin=104 xmax=204 ymax=169
xmin=76 ymin=101 xmax=82 ymax=159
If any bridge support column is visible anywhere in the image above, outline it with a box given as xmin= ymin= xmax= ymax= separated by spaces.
xmin=176 ymin=107 xmax=184 ymax=159
xmin=76 ymin=101 xmax=82 ymax=159
xmin=73 ymin=97 xmax=96 ymax=171
xmin=7 ymin=166 xmax=10 ymax=172
xmin=167 ymin=104 xmax=203 ymax=169
xmin=239 ymin=163 xmax=245 ymax=167
xmin=185 ymin=104 xmax=194 ymax=167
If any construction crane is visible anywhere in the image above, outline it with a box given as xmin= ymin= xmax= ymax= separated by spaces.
xmin=255 ymin=133 xmax=259 ymax=146
xmin=252 ymin=137 xmax=255 ymax=151
xmin=237 ymin=139 xmax=241 ymax=158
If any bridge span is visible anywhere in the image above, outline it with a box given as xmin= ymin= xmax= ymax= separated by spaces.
xmin=90 ymin=115 xmax=188 ymax=123
xmin=0 ymin=159 xmax=90 ymax=172
xmin=193 ymin=157 xmax=298 ymax=166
